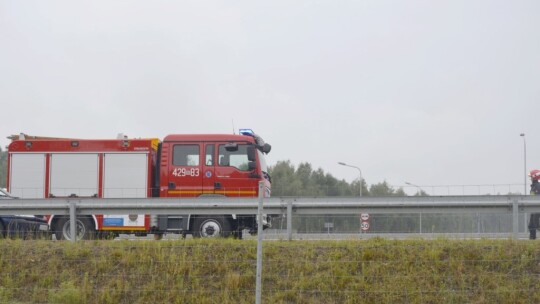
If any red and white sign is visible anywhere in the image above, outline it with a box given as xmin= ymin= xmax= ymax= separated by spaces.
xmin=360 ymin=213 xmax=370 ymax=221
xmin=360 ymin=221 xmax=370 ymax=231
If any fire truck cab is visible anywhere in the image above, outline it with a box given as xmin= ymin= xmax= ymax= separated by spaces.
xmin=6 ymin=130 xmax=272 ymax=240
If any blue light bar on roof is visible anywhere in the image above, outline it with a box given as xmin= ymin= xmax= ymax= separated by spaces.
xmin=239 ymin=129 xmax=254 ymax=137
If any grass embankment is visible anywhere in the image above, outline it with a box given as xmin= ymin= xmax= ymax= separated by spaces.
xmin=1 ymin=238 xmax=540 ymax=303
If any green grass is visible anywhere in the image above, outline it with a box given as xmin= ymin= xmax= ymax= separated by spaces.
xmin=1 ymin=238 xmax=540 ymax=303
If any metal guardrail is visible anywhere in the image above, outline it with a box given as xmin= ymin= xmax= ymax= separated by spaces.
xmin=2 ymin=195 xmax=540 ymax=240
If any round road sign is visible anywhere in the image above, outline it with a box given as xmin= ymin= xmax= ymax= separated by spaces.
xmin=360 ymin=221 xmax=370 ymax=231
xmin=360 ymin=213 xmax=369 ymax=221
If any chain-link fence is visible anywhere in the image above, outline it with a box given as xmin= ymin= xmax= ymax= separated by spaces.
xmin=265 ymin=212 xmax=528 ymax=239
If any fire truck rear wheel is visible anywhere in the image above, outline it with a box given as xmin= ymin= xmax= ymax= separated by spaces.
xmin=192 ymin=216 xmax=232 ymax=238
xmin=56 ymin=217 xmax=95 ymax=241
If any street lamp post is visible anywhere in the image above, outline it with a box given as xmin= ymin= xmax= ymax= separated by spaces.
xmin=405 ymin=181 xmax=425 ymax=196
xmin=338 ymin=162 xmax=363 ymax=197
xmin=405 ymin=181 xmax=426 ymax=233
xmin=521 ymin=133 xmax=527 ymax=195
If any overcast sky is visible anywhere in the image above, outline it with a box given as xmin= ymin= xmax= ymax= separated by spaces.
xmin=1 ymin=1 xmax=539 ymax=194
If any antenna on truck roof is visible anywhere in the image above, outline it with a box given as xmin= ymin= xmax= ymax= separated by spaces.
xmin=231 ymin=119 xmax=236 ymax=135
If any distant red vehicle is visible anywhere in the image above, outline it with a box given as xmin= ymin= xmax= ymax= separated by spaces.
xmin=6 ymin=129 xmax=272 ymax=241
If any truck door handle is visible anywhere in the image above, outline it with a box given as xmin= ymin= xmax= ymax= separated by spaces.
xmin=168 ymin=182 xmax=176 ymax=190
xmin=214 ymin=182 xmax=221 ymax=189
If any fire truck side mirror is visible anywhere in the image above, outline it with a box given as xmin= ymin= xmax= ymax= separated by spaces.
xmin=247 ymin=146 xmax=256 ymax=161
xmin=262 ymin=143 xmax=271 ymax=154
xmin=224 ymin=143 xmax=238 ymax=152
xmin=248 ymin=161 xmax=257 ymax=171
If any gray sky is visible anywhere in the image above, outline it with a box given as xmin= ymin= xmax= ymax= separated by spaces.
xmin=1 ymin=1 xmax=539 ymax=194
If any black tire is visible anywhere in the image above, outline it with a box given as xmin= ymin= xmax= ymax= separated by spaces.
xmin=7 ymin=221 xmax=28 ymax=239
xmin=192 ymin=216 xmax=232 ymax=238
xmin=55 ymin=217 xmax=95 ymax=241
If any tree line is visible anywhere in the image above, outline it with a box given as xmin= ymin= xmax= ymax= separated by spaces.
xmin=268 ymin=160 xmax=411 ymax=197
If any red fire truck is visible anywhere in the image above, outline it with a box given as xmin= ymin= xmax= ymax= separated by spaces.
xmin=6 ymin=129 xmax=272 ymax=240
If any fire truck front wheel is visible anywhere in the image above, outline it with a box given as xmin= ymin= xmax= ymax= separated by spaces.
xmin=56 ymin=217 xmax=95 ymax=241
xmin=192 ymin=216 xmax=232 ymax=238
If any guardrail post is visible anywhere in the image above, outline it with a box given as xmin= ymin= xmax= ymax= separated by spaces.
xmin=523 ymin=212 xmax=528 ymax=234
xmin=255 ymin=181 xmax=264 ymax=304
xmin=512 ymin=199 xmax=519 ymax=239
xmin=287 ymin=200 xmax=293 ymax=241
xmin=419 ymin=213 xmax=422 ymax=234
xmin=69 ymin=201 xmax=77 ymax=243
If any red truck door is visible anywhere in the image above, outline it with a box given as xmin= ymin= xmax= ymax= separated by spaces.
xmin=214 ymin=143 xmax=258 ymax=197
xmin=167 ymin=143 xmax=203 ymax=197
